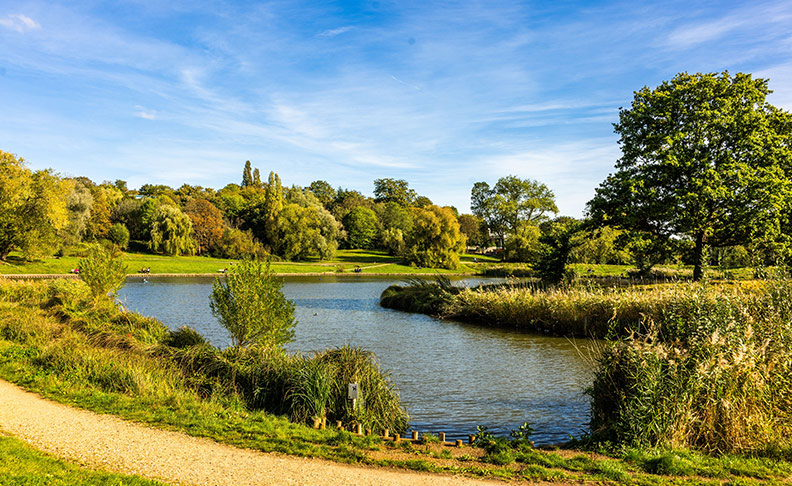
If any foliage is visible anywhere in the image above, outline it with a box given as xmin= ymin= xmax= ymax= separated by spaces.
xmin=62 ymin=179 xmax=93 ymax=246
xmin=184 ymin=198 xmax=225 ymax=255
xmin=215 ymin=228 xmax=266 ymax=260
xmin=210 ymin=259 xmax=296 ymax=348
xmin=343 ymin=206 xmax=379 ymax=249
xmin=504 ymin=221 xmax=541 ymax=263
xmin=471 ymin=176 xmax=558 ymax=260
xmin=587 ymin=71 xmax=792 ymax=280
xmin=241 ymin=160 xmax=253 ymax=188
xmin=107 ymin=223 xmax=130 ymax=249
xmin=308 ymin=180 xmax=337 ymax=209
xmin=78 ymin=243 xmax=128 ymax=302
xmin=149 ymin=204 xmax=196 ymax=256
xmin=380 ymin=228 xmax=405 ymax=256
xmin=588 ymin=277 xmax=792 ymax=453
xmin=457 ymin=213 xmax=488 ymax=247
xmin=402 ymin=205 xmax=465 ymax=269
xmin=373 ymin=178 xmax=417 ymax=206
xmin=263 ymin=171 xmax=284 ymax=245
xmin=570 ymin=226 xmax=631 ymax=265
xmin=534 ymin=217 xmax=582 ymax=285
xmin=329 ymin=188 xmax=370 ymax=221
xmin=111 ymin=198 xmax=146 ymax=242
xmin=0 ymin=151 xmax=70 ymax=260
xmin=276 ymin=202 xmax=341 ymax=260
xmin=85 ymin=184 xmax=113 ymax=240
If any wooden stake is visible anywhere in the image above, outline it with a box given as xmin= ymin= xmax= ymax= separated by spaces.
xmin=411 ymin=431 xmax=418 ymax=441
xmin=438 ymin=432 xmax=446 ymax=443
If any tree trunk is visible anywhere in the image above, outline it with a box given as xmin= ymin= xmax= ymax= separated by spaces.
xmin=0 ymin=244 xmax=13 ymax=262
xmin=692 ymin=231 xmax=705 ymax=281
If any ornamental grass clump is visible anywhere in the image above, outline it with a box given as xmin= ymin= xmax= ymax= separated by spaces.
xmin=588 ymin=279 xmax=792 ymax=454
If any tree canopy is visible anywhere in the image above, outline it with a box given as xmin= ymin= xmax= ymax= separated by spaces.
xmin=373 ymin=178 xmax=417 ymax=207
xmin=587 ymin=72 xmax=792 ymax=280
xmin=403 ymin=205 xmax=465 ymax=269
xmin=0 ymin=151 xmax=69 ymax=260
xmin=471 ymin=176 xmax=558 ymax=260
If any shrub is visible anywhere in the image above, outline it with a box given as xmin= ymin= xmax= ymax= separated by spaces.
xmin=210 ymin=259 xmax=296 ymax=348
xmin=78 ymin=243 xmax=128 ymax=302
xmin=107 ymin=223 xmax=130 ymax=249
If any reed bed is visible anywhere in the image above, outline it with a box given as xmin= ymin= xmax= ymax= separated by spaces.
xmin=441 ymin=281 xmax=766 ymax=338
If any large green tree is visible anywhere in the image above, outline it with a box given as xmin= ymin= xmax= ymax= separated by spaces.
xmin=403 ymin=205 xmax=465 ymax=269
xmin=471 ymin=176 xmax=558 ymax=260
xmin=343 ymin=206 xmax=378 ymax=249
xmin=149 ymin=205 xmax=196 ymax=256
xmin=587 ymin=72 xmax=792 ymax=280
xmin=373 ymin=178 xmax=417 ymax=207
xmin=0 ymin=151 xmax=69 ymax=260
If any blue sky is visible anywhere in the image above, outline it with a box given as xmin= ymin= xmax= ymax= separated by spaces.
xmin=2 ymin=0 xmax=791 ymax=216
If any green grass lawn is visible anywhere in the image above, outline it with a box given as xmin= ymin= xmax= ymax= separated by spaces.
xmin=0 ymin=434 xmax=168 ymax=485
xmin=0 ymin=249 xmax=488 ymax=276
xmin=0 ymin=249 xmax=755 ymax=280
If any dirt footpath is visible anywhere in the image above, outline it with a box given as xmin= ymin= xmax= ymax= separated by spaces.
xmin=0 ymin=379 xmax=517 ymax=486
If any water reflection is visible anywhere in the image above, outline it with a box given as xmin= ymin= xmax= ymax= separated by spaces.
xmin=119 ymin=275 xmax=595 ymax=444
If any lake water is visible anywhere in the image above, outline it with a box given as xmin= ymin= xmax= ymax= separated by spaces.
xmin=118 ymin=275 xmax=596 ymax=444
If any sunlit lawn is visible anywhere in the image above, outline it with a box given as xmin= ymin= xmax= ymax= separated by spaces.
xmin=0 ymin=249 xmax=487 ymax=275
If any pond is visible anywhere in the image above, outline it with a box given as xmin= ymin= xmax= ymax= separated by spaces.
xmin=118 ymin=275 xmax=596 ymax=444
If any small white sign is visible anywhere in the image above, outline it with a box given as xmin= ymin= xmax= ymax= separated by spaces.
xmin=347 ymin=383 xmax=359 ymax=400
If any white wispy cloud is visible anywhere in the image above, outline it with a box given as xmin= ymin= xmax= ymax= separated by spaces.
xmin=317 ymin=25 xmax=353 ymax=38
xmin=134 ymin=106 xmax=157 ymax=120
xmin=0 ymin=14 xmax=40 ymax=33
xmin=666 ymin=17 xmax=744 ymax=48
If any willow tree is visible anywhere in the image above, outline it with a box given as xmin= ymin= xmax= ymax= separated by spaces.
xmin=588 ymin=72 xmax=792 ymax=280
xmin=149 ymin=205 xmax=195 ymax=255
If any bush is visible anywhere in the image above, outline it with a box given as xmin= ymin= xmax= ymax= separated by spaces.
xmin=214 ymin=228 xmax=268 ymax=260
xmin=107 ymin=223 xmax=130 ymax=249
xmin=78 ymin=243 xmax=128 ymax=302
xmin=210 ymin=259 xmax=296 ymax=348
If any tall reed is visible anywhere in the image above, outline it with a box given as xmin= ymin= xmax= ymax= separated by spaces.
xmin=588 ymin=279 xmax=792 ymax=454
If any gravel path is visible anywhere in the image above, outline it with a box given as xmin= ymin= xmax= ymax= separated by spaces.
xmin=0 ymin=379 xmax=512 ymax=486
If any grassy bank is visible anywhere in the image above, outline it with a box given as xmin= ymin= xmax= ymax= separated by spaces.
xmin=0 ymin=249 xmax=497 ymax=276
xmin=0 ymin=434 xmax=168 ymax=485
xmin=382 ymin=279 xmax=767 ymax=338
xmin=0 ymin=278 xmax=405 ymax=459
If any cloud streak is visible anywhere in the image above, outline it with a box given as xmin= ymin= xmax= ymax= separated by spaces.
xmin=0 ymin=14 xmax=40 ymax=33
